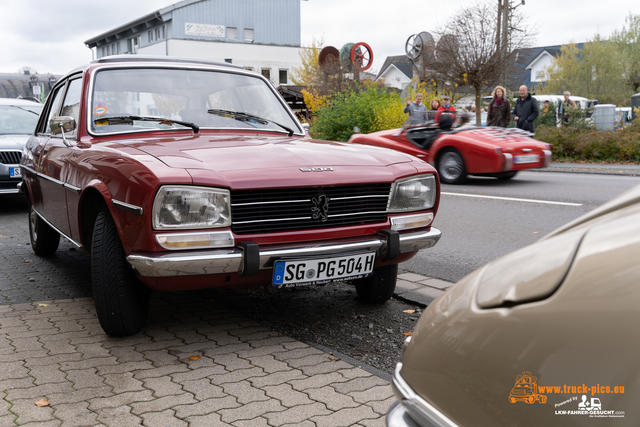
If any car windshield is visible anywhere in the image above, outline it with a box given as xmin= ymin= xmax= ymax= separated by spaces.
xmin=0 ymin=103 xmax=43 ymax=135
xmin=90 ymin=68 xmax=301 ymax=135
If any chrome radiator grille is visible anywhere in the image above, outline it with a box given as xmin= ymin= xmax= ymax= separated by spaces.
xmin=0 ymin=151 xmax=21 ymax=165
xmin=230 ymin=183 xmax=392 ymax=234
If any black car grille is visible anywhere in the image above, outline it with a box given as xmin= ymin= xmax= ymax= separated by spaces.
xmin=0 ymin=151 xmax=22 ymax=165
xmin=230 ymin=183 xmax=392 ymax=234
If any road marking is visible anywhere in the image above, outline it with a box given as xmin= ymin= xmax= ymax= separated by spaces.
xmin=441 ymin=192 xmax=583 ymax=206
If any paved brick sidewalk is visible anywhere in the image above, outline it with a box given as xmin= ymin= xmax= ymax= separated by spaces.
xmin=0 ymin=291 xmax=395 ymax=427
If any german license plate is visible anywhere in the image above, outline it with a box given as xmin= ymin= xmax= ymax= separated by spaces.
xmin=10 ymin=167 xmax=21 ymax=178
xmin=514 ymin=154 xmax=538 ymax=164
xmin=273 ymin=252 xmax=376 ymax=287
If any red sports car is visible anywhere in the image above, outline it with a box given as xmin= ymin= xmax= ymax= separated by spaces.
xmin=349 ymin=117 xmax=552 ymax=184
xmin=20 ymin=56 xmax=441 ymax=336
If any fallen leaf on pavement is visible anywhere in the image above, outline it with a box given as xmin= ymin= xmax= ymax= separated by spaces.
xmin=35 ymin=399 xmax=50 ymax=407
xmin=188 ymin=355 xmax=200 ymax=361
xmin=38 ymin=304 xmax=50 ymax=307
xmin=403 ymin=310 xmax=416 ymax=314
xmin=329 ymin=357 xmax=340 ymax=361
xmin=23 ymin=260 xmax=32 ymax=263
xmin=533 ymin=231 xmax=539 ymax=234
xmin=402 ymin=332 xmax=413 ymax=336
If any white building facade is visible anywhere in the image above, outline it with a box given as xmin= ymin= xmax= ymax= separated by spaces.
xmin=84 ymin=0 xmax=306 ymax=87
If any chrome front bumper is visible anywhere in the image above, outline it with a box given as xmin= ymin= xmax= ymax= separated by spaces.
xmin=127 ymin=227 xmax=441 ymax=278
xmin=388 ymin=363 xmax=459 ymax=427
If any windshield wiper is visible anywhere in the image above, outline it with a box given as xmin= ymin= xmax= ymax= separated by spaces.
xmin=93 ymin=115 xmax=199 ymax=133
xmin=207 ymin=109 xmax=294 ymax=137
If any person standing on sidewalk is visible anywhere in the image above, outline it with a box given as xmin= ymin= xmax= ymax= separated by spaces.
xmin=404 ymin=93 xmax=427 ymax=124
xmin=512 ymin=85 xmax=539 ymax=132
xmin=436 ymin=95 xmax=457 ymax=126
xmin=486 ymin=85 xmax=511 ymax=128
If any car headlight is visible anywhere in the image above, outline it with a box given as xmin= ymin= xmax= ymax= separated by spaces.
xmin=153 ymin=185 xmax=231 ymax=230
xmin=388 ymin=175 xmax=437 ymax=212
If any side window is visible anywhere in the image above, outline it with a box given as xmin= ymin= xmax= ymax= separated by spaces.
xmin=59 ymin=78 xmax=82 ymax=138
xmin=43 ymin=85 xmax=66 ymax=135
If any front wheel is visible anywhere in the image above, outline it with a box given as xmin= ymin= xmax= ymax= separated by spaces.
xmin=354 ymin=264 xmax=398 ymax=303
xmin=28 ymin=203 xmax=60 ymax=256
xmin=91 ymin=208 xmax=150 ymax=337
xmin=437 ymin=149 xmax=467 ymax=184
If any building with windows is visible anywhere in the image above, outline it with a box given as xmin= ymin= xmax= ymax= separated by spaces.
xmin=84 ymin=0 xmax=306 ymax=86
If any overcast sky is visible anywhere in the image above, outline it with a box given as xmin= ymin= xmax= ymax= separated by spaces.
xmin=1 ymin=0 xmax=638 ymax=76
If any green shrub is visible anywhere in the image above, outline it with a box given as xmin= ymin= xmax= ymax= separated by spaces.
xmin=535 ymin=120 xmax=640 ymax=163
xmin=310 ymin=85 xmax=405 ymax=142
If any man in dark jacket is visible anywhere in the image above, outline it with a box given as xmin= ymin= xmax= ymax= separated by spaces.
xmin=512 ymin=85 xmax=539 ymax=132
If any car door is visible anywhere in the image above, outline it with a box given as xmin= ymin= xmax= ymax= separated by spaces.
xmin=36 ymin=77 xmax=83 ymax=238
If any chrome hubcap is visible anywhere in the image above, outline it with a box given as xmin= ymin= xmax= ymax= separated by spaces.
xmin=440 ymin=152 xmax=463 ymax=180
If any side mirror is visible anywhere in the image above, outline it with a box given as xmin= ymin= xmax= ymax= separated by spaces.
xmin=301 ymin=123 xmax=310 ymax=133
xmin=50 ymin=116 xmax=76 ymax=135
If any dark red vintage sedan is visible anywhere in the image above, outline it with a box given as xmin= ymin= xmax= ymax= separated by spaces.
xmin=20 ymin=56 xmax=441 ymax=336
xmin=349 ymin=117 xmax=552 ymax=184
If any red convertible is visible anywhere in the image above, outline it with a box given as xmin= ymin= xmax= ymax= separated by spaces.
xmin=20 ymin=56 xmax=441 ymax=336
xmin=349 ymin=116 xmax=552 ymax=184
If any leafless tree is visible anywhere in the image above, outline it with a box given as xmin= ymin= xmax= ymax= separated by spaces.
xmin=428 ymin=1 xmax=534 ymax=125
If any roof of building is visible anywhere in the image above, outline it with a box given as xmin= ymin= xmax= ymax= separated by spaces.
xmin=511 ymin=43 xmax=585 ymax=89
xmin=376 ymin=55 xmax=413 ymax=80
xmin=0 ymin=72 xmax=60 ymax=100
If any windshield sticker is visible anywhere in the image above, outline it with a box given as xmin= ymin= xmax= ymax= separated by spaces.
xmin=508 ymin=371 xmax=626 ymax=419
xmin=94 ymin=102 xmax=107 ymax=116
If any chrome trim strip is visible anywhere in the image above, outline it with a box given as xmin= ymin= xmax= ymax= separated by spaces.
xmin=38 ymin=172 xmax=65 ymax=186
xmin=21 ymin=165 xmax=38 ymax=175
xmin=63 ymin=183 xmax=81 ymax=194
xmin=231 ymin=194 xmax=388 ymax=207
xmin=232 ymin=199 xmax=309 ymax=207
xmin=392 ymin=363 xmax=459 ymax=427
xmin=32 ymin=208 xmax=83 ymax=249
xmin=127 ymin=227 xmax=441 ymax=277
xmin=329 ymin=195 xmax=389 ymax=201
xmin=113 ymin=200 xmax=144 ymax=215
xmin=0 ymin=188 xmax=19 ymax=194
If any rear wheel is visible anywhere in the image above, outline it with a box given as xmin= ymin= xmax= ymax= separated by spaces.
xmin=437 ymin=149 xmax=467 ymax=184
xmin=28 ymin=203 xmax=60 ymax=256
xmin=91 ymin=208 xmax=150 ymax=337
xmin=354 ymin=264 xmax=398 ymax=303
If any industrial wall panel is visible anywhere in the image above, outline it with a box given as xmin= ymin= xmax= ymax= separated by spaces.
xmin=172 ymin=0 xmax=301 ymax=46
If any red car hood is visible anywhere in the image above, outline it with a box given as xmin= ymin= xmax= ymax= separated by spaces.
xmin=116 ymin=134 xmax=416 ymax=170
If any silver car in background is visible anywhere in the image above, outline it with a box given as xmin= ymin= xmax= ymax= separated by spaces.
xmin=0 ymin=98 xmax=43 ymax=194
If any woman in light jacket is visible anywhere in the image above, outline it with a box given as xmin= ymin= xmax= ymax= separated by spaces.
xmin=486 ymin=85 xmax=511 ymax=128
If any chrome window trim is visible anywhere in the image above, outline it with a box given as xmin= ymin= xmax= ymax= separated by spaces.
xmin=32 ymin=207 xmax=83 ymax=249
xmin=392 ymin=363 xmax=459 ymax=427
xmin=85 ymin=63 xmax=304 ymax=138
xmin=113 ymin=200 xmax=143 ymax=215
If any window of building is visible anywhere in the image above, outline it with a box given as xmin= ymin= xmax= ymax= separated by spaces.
xmin=102 ymin=47 xmax=106 ymax=57
xmin=224 ymin=59 xmax=233 ymax=64
xmin=116 ymin=42 xmax=121 ymax=54
xmin=244 ymin=28 xmax=254 ymax=42
xmin=155 ymin=28 xmax=160 ymax=40
xmin=244 ymin=67 xmax=254 ymax=71
xmin=279 ymin=69 xmax=288 ymax=85
xmin=227 ymin=27 xmax=237 ymax=40
xmin=148 ymin=31 xmax=153 ymax=42
xmin=162 ymin=26 xmax=166 ymax=39
xmin=261 ymin=68 xmax=271 ymax=80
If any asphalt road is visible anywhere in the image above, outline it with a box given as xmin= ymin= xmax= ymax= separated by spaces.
xmin=402 ymin=170 xmax=640 ymax=282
